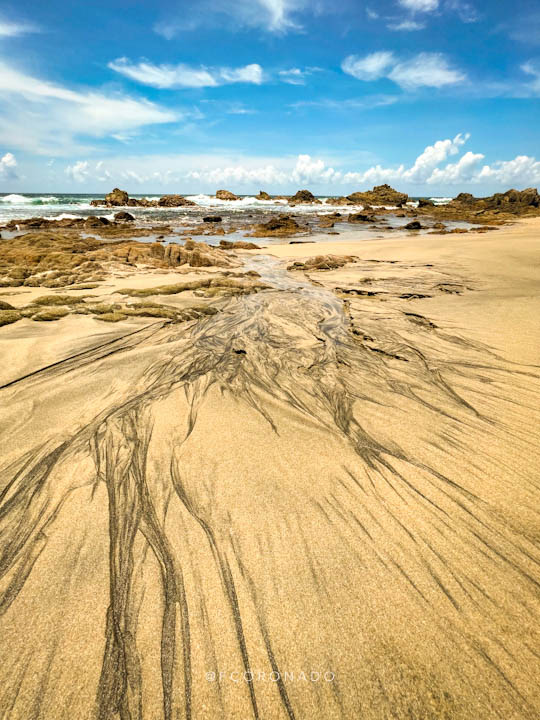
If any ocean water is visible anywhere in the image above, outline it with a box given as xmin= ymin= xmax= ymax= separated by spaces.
xmin=0 ymin=193 xmax=452 ymax=225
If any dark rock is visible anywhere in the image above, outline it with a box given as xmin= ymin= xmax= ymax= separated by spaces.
xmin=256 ymin=191 xmax=272 ymax=200
xmin=347 ymin=184 xmax=409 ymax=207
xmin=289 ymin=189 xmax=320 ymax=204
xmin=104 ymin=188 xmax=129 ymax=206
xmin=418 ymin=198 xmax=435 ymax=208
xmin=114 ymin=211 xmax=135 ymax=222
xmin=216 ymin=190 xmax=238 ymax=201
xmin=84 ymin=216 xmax=110 ymax=228
xmin=219 ymin=240 xmax=259 ymax=250
xmin=158 ymin=194 xmax=197 ymax=207
xmin=203 ymin=216 xmax=222 ymax=223
xmin=404 ymin=221 xmax=422 ymax=230
xmin=348 ymin=213 xmax=375 ymax=223
xmin=251 ymin=214 xmax=304 ymax=237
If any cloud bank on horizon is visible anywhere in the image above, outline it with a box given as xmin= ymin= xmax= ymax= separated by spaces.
xmin=0 ymin=0 xmax=538 ymax=192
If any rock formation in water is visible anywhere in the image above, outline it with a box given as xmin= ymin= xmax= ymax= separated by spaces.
xmin=289 ymin=189 xmax=320 ymax=204
xmin=250 ymin=214 xmax=305 ymax=237
xmin=216 ymin=189 xmax=239 ymax=201
xmin=346 ymin=184 xmax=409 ymax=207
xmin=90 ymin=189 xmax=197 ymax=208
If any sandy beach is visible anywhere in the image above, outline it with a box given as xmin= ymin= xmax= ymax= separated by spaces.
xmin=0 ymin=211 xmax=539 ymax=719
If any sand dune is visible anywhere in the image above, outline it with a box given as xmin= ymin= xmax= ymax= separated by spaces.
xmin=1 ymin=221 xmax=539 ymax=719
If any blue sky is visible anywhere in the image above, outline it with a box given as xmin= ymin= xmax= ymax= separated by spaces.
xmin=0 ymin=0 xmax=539 ymax=193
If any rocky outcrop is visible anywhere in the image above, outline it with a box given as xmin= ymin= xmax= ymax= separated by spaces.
xmin=250 ymin=214 xmax=305 ymax=237
xmin=162 ymin=239 xmax=234 ymax=268
xmin=256 ymin=191 xmax=272 ymax=200
xmin=330 ymin=196 xmax=354 ymax=206
xmin=216 ymin=190 xmax=238 ymax=201
xmin=346 ymin=185 xmax=409 ymax=207
xmin=158 ymin=195 xmax=197 ymax=207
xmin=219 ymin=240 xmax=260 ymax=250
xmin=289 ymin=190 xmax=320 ymax=204
xmin=104 ymin=188 xmax=129 ymax=206
xmin=417 ymin=187 xmax=540 ymax=223
xmin=90 ymin=189 xmax=198 ymax=208
xmin=288 ymin=255 xmax=357 ymax=271
xmin=348 ymin=213 xmax=375 ymax=223
xmin=114 ymin=211 xmax=135 ymax=222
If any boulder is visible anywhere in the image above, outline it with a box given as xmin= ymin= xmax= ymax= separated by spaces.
xmin=104 ymin=188 xmax=129 ymax=206
xmin=158 ymin=194 xmax=197 ymax=207
xmin=288 ymin=255 xmax=357 ymax=271
xmin=219 ymin=240 xmax=259 ymax=250
xmin=114 ymin=211 xmax=135 ymax=222
xmin=418 ymin=198 xmax=435 ymax=208
xmin=453 ymin=193 xmax=476 ymax=205
xmin=256 ymin=191 xmax=272 ymax=200
xmin=348 ymin=213 xmax=375 ymax=223
xmin=251 ymin=214 xmax=304 ymax=237
xmin=289 ymin=189 xmax=319 ymax=204
xmin=346 ymin=184 xmax=409 ymax=207
xmin=203 ymin=216 xmax=222 ymax=223
xmin=216 ymin=190 xmax=238 ymax=201
xmin=84 ymin=216 xmax=110 ymax=228
xmin=404 ymin=221 xmax=422 ymax=230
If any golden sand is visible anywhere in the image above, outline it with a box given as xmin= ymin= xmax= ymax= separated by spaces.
xmin=0 ymin=219 xmax=539 ymax=719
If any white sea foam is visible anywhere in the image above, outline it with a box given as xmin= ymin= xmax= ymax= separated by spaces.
xmin=0 ymin=194 xmax=29 ymax=203
xmin=430 ymin=197 xmax=453 ymax=205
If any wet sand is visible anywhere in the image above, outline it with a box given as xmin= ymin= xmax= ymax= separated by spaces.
xmin=0 ymin=218 xmax=539 ymax=719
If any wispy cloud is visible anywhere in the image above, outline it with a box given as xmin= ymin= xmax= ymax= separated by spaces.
xmin=342 ymin=51 xmax=466 ymax=89
xmin=0 ymin=17 xmax=38 ymax=37
xmin=387 ymin=20 xmax=426 ymax=31
xmin=388 ymin=53 xmax=465 ymax=88
xmin=154 ymin=0 xmax=308 ymax=38
xmin=342 ymin=52 xmax=396 ymax=82
xmin=108 ymin=58 xmax=264 ymax=88
xmin=397 ymin=0 xmax=439 ymax=12
xmin=521 ymin=61 xmax=540 ymax=94
xmin=0 ymin=60 xmax=177 ymax=155
xmin=278 ymin=67 xmax=321 ymax=85
xmin=290 ymin=95 xmax=399 ymax=111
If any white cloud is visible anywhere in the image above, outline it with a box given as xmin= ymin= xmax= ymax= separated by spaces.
xmin=65 ymin=160 xmax=90 ymax=183
xmin=0 ymin=60 xmax=178 ymax=155
xmin=43 ymin=137 xmax=540 ymax=192
xmin=0 ymin=19 xmax=38 ymax=37
xmin=478 ymin=156 xmax=540 ymax=186
xmin=388 ymin=20 xmax=426 ymax=30
xmin=154 ymin=0 xmax=306 ymax=38
xmin=402 ymin=133 xmax=469 ymax=182
xmin=342 ymin=52 xmax=396 ymax=81
xmin=388 ymin=53 xmax=466 ymax=88
xmin=342 ymin=51 xmax=465 ymax=89
xmin=0 ymin=152 xmax=18 ymax=180
xmin=427 ymin=150 xmax=485 ymax=184
xmin=290 ymin=94 xmax=399 ymax=111
xmin=398 ymin=0 xmax=439 ymax=12
xmin=521 ymin=61 xmax=540 ymax=94
xmin=109 ymin=58 xmax=264 ymax=89
xmin=279 ymin=68 xmax=308 ymax=85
